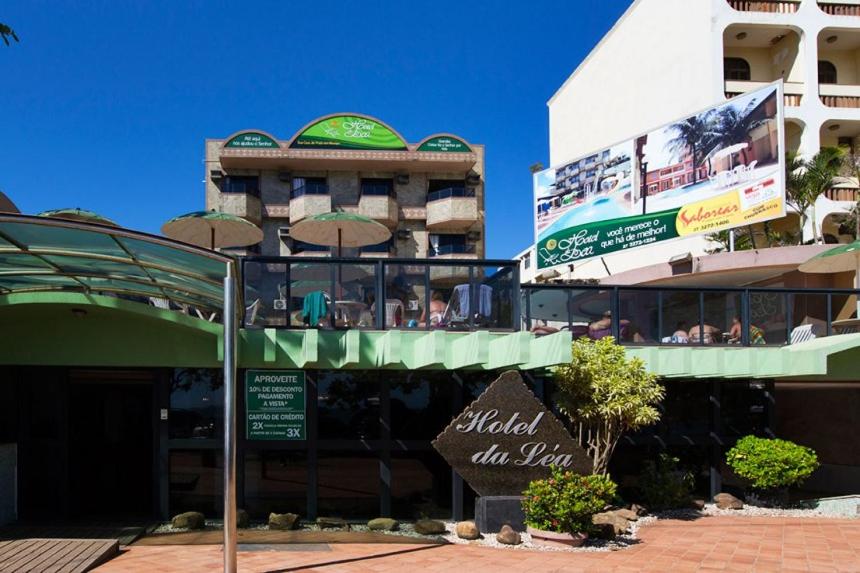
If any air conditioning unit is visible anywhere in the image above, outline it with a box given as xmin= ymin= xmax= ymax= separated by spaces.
xmin=466 ymin=231 xmax=481 ymax=242
xmin=210 ymin=169 xmax=224 ymax=181
xmin=396 ymin=229 xmax=411 ymax=241
xmin=278 ymin=171 xmax=292 ymax=182
xmin=273 ymin=299 xmax=287 ymax=310
xmin=395 ymin=173 xmax=410 ymax=185
xmin=465 ymin=171 xmax=481 ymax=186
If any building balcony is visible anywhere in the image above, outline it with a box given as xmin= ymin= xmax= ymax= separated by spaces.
xmin=726 ymin=0 xmax=799 ymax=13
xmin=426 ymin=188 xmax=478 ymax=231
xmin=819 ymin=84 xmax=860 ymax=108
xmin=217 ymin=193 xmax=262 ymax=226
xmin=725 ymin=81 xmax=803 ymax=107
xmin=289 ymin=193 xmax=331 ymax=223
xmin=818 ymin=1 xmax=860 ymax=16
xmin=358 ymin=194 xmax=398 ymax=228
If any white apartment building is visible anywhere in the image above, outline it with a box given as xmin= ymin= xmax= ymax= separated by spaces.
xmin=524 ymin=0 xmax=860 ymax=282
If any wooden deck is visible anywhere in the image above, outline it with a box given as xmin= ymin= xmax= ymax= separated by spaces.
xmin=0 ymin=524 xmax=146 ymax=547
xmin=0 ymin=538 xmax=119 ymax=572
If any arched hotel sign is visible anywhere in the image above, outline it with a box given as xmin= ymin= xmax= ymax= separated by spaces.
xmin=290 ymin=115 xmax=408 ymax=151
xmin=432 ymin=371 xmax=590 ymax=496
xmin=225 ymin=131 xmax=280 ymax=148
xmin=417 ymin=135 xmax=471 ymax=153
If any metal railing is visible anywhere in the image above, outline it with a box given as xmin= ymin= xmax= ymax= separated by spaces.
xmin=428 ymin=243 xmax=477 ymax=257
xmin=242 ymin=256 xmax=520 ymax=331
xmin=291 ymin=182 xmax=329 ymax=198
xmin=427 ymin=187 xmax=475 ymax=202
xmin=726 ymin=0 xmax=799 ymax=13
xmin=522 ymin=283 xmax=860 ymax=347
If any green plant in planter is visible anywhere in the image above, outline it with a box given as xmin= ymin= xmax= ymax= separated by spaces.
xmin=521 ymin=466 xmax=617 ymax=534
xmin=638 ymin=453 xmax=694 ymax=510
xmin=725 ymin=436 xmax=819 ymax=495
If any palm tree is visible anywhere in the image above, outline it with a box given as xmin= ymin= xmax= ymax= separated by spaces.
xmin=714 ymin=100 xmax=766 ymax=166
xmin=785 ymin=147 xmax=845 ymax=244
xmin=665 ymin=110 xmax=717 ymax=185
xmin=0 ymin=23 xmax=18 ymax=46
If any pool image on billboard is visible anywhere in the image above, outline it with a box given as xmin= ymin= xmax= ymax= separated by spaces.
xmin=535 ymin=83 xmax=785 ymax=270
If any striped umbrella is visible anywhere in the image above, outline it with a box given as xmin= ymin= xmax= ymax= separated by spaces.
xmin=38 ymin=207 xmax=118 ymax=227
xmin=162 ymin=210 xmax=263 ymax=250
xmin=289 ymin=212 xmax=391 ymax=256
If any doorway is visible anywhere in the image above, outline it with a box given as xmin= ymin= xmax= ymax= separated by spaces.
xmin=68 ymin=374 xmax=154 ymax=519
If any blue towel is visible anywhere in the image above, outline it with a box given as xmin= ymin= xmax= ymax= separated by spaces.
xmin=453 ymin=284 xmax=493 ymax=318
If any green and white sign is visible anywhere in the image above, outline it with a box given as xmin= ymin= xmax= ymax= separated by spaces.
xmin=246 ymin=370 xmax=305 ymax=440
xmin=417 ymin=136 xmax=471 ymax=153
xmin=225 ymin=132 xmax=279 ymax=148
xmin=290 ymin=115 xmax=407 ymax=150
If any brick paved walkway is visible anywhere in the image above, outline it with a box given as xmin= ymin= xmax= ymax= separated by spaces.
xmin=94 ymin=516 xmax=860 ymax=572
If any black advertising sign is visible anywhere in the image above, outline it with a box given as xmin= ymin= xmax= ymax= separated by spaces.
xmin=432 ymin=371 xmax=591 ymax=496
xmin=245 ymin=370 xmax=306 ymax=440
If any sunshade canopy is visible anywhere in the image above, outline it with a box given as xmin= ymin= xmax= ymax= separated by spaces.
xmin=798 ymin=240 xmax=860 ymax=275
xmin=710 ymin=142 xmax=749 ymax=162
xmin=289 ymin=212 xmax=391 ymax=250
xmin=0 ymin=213 xmax=234 ymax=311
xmin=0 ymin=192 xmax=19 ymax=214
xmin=162 ymin=210 xmax=263 ymax=250
xmin=38 ymin=207 xmax=118 ymax=227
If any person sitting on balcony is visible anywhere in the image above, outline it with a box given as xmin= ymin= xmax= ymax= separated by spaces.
xmin=588 ymin=310 xmax=629 ymax=340
xmin=418 ymin=290 xmax=447 ymax=327
xmin=727 ymin=314 xmax=766 ymax=345
xmin=688 ymin=321 xmax=721 ymax=344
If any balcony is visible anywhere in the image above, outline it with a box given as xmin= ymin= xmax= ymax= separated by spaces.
xmin=818 ymin=1 xmax=860 ymax=16
xmin=425 ymin=187 xmax=478 ymax=231
xmin=217 ymin=193 xmax=262 ymax=226
xmin=725 ymin=81 xmax=803 ymax=107
xmin=726 ymin=0 xmax=799 ymax=13
xmin=358 ymin=194 xmax=398 ymax=228
xmin=723 ymin=26 xmax=803 ymax=107
xmin=289 ymin=182 xmax=331 ymax=223
xmin=818 ymin=30 xmax=860 ymax=108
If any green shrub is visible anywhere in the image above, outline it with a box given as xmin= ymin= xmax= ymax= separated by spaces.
xmin=725 ymin=435 xmax=819 ymax=491
xmin=521 ymin=466 xmax=617 ymax=534
xmin=638 ymin=453 xmax=694 ymax=509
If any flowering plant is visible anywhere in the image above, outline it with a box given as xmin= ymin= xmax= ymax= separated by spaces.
xmin=521 ymin=466 xmax=616 ymax=534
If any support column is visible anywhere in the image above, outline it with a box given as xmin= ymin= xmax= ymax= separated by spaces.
xmin=709 ymin=380 xmax=723 ymax=500
xmin=222 ymin=264 xmax=238 ymax=573
xmin=452 ymin=372 xmax=464 ymax=521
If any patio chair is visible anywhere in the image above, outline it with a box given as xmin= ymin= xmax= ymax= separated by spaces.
xmin=731 ymin=165 xmax=745 ymax=186
xmin=789 ymin=323 xmax=816 ymax=345
xmin=244 ymin=298 xmax=261 ymax=326
xmin=744 ymin=160 xmax=758 ymax=181
xmin=149 ymin=297 xmax=171 ymax=310
xmin=443 ymin=284 xmax=494 ymax=328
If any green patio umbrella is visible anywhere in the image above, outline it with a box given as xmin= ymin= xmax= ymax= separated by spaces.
xmin=289 ymin=212 xmax=391 ymax=256
xmin=38 ymin=207 xmax=118 ymax=227
xmin=799 ymin=240 xmax=860 ymax=314
xmin=162 ymin=210 xmax=263 ymax=250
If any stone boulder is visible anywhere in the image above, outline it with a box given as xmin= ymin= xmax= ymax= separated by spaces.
xmin=268 ymin=512 xmax=300 ymax=530
xmin=496 ymin=524 xmax=521 ymax=545
xmin=171 ymin=511 xmax=205 ymax=530
xmin=592 ymin=511 xmax=630 ymax=535
xmin=367 ymin=517 xmax=399 ymax=531
xmin=237 ymin=509 xmax=250 ymax=529
xmin=590 ymin=522 xmax=616 ymax=540
xmin=614 ymin=508 xmax=639 ymax=521
xmin=414 ymin=519 xmax=446 ymax=535
xmin=690 ymin=498 xmax=706 ymax=511
xmin=455 ymin=521 xmax=480 ymax=540
xmin=630 ymin=503 xmax=648 ymax=517
xmin=714 ymin=493 xmax=744 ymax=510
xmin=317 ymin=517 xmax=349 ymax=529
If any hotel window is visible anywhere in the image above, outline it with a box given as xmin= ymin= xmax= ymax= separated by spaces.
xmin=523 ymin=252 xmax=531 ymax=270
xmin=291 ymin=177 xmax=328 ymax=198
xmin=427 ymin=180 xmax=471 ymax=202
xmin=723 ymin=57 xmax=750 ymax=81
xmin=360 ymin=178 xmax=394 ymax=197
xmin=428 ymin=234 xmax=473 ymax=256
xmin=818 ymin=60 xmax=837 ymax=85
xmin=221 ymin=175 xmax=260 ymax=197
xmin=169 ymin=368 xmax=223 ymax=439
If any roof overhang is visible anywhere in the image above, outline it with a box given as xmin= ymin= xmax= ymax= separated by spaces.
xmin=218 ymin=148 xmax=478 ymax=173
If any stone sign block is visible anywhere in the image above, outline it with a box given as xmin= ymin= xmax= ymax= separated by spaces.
xmin=432 ymin=370 xmax=590 ymax=496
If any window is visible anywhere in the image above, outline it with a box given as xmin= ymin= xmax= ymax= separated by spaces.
xmin=523 ymin=252 xmax=531 ymax=269
xmin=169 ymin=368 xmax=223 ymax=439
xmin=723 ymin=57 xmax=751 ymax=81
xmin=359 ymin=238 xmax=393 ymax=254
xmin=428 ymin=234 xmax=473 ymax=256
xmin=360 ymin=178 xmax=394 ymax=197
xmin=291 ymin=177 xmax=328 ymax=198
xmin=221 ymin=175 xmax=259 ymax=196
xmin=427 ymin=180 xmax=472 ymax=202
xmin=819 ymin=60 xmax=837 ymax=85
xmin=292 ymin=241 xmax=329 ymax=254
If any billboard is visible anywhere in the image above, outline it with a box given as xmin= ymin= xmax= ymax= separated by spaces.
xmin=534 ymin=83 xmax=785 ymax=270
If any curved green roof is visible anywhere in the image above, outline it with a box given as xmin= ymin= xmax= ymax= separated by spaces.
xmin=0 ymin=214 xmax=235 ymax=312
xmin=290 ymin=114 xmax=408 ymax=151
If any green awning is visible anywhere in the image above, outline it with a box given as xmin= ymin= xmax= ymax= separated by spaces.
xmin=0 ymin=214 xmax=235 ymax=312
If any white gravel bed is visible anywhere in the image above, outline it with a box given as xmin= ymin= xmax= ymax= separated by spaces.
xmin=700 ymin=503 xmax=855 ymax=519
xmin=440 ymin=520 xmax=651 ymax=552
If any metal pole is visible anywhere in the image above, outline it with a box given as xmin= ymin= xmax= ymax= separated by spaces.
xmin=729 ymin=230 xmax=735 ymax=252
xmin=223 ymin=262 xmax=238 ymax=573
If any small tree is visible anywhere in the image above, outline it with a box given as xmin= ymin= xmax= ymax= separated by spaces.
xmin=553 ymin=337 xmax=665 ymax=475
xmin=786 ymin=147 xmax=845 ymax=244
xmin=725 ymin=436 xmax=819 ymax=497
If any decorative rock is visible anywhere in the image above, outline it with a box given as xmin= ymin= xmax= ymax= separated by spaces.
xmin=592 ymin=511 xmax=629 ymax=535
xmin=714 ymin=493 xmax=744 ymax=510
xmin=268 ymin=512 xmax=300 ymax=530
xmin=690 ymin=498 xmax=706 ymax=511
xmin=317 ymin=516 xmax=349 ymax=529
xmin=590 ymin=522 xmax=616 ymax=540
xmin=237 ymin=509 xmax=250 ymax=529
xmin=630 ymin=503 xmax=648 ymax=517
xmin=171 ymin=511 xmax=205 ymax=530
xmin=614 ymin=508 xmax=639 ymax=521
xmin=414 ymin=519 xmax=446 ymax=535
xmin=455 ymin=521 xmax=480 ymax=540
xmin=367 ymin=517 xmax=399 ymax=531
xmin=495 ymin=524 xmax=521 ymax=545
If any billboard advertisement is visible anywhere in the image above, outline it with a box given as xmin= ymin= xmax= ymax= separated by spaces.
xmin=534 ymin=83 xmax=785 ymax=270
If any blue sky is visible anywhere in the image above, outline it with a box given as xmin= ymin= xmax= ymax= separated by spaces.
xmin=1 ymin=0 xmax=631 ymax=258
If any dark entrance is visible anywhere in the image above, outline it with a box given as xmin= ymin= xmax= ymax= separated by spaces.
xmin=68 ymin=374 xmax=154 ymax=518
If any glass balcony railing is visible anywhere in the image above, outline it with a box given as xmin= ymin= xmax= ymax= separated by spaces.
xmin=522 ymin=284 xmax=860 ymax=347
xmin=427 ymin=187 xmax=475 ymax=202
xmin=291 ymin=182 xmax=329 ymax=198
xmin=428 ymin=243 xmax=476 ymax=257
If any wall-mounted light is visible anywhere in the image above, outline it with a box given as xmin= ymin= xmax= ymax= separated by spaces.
xmin=828 ymin=124 xmax=842 ymax=132
xmin=735 ymin=32 xmax=748 ymax=41
xmin=826 ymin=35 xmax=838 ymax=44
xmin=770 ymin=34 xmax=786 ymax=45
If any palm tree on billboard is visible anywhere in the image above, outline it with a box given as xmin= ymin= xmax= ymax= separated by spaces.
xmin=665 ymin=111 xmax=716 ymax=185
xmin=714 ymin=100 xmax=766 ymax=165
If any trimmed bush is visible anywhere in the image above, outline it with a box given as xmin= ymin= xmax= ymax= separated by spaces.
xmin=522 ymin=466 xmax=617 ymax=534
xmin=638 ymin=453 xmax=694 ymax=510
xmin=725 ymin=436 xmax=819 ymax=491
